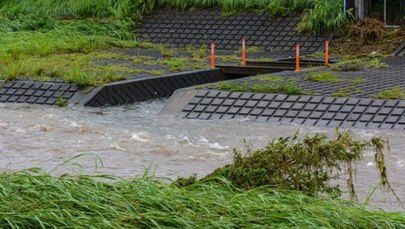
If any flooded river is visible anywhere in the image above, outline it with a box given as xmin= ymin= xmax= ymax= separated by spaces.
xmin=0 ymin=100 xmax=404 ymax=211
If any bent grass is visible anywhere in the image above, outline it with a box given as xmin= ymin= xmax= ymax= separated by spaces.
xmin=0 ymin=171 xmax=404 ymax=228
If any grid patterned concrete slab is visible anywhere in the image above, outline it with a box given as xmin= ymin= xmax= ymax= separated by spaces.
xmin=394 ymin=41 xmax=405 ymax=56
xmin=139 ymin=9 xmax=331 ymax=54
xmin=161 ymin=89 xmax=405 ymax=131
xmin=0 ymin=81 xmax=80 ymax=105
xmin=81 ymin=69 xmax=223 ymax=107
xmin=215 ymin=56 xmax=405 ymax=98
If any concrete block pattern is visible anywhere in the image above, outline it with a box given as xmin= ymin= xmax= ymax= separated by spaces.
xmin=82 ymin=69 xmax=223 ymax=107
xmin=139 ymin=9 xmax=330 ymax=53
xmin=0 ymin=81 xmax=79 ymax=105
xmin=163 ymin=89 xmax=405 ymax=130
xmin=231 ymin=56 xmax=405 ymax=98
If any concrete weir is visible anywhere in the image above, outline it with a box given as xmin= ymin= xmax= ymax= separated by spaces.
xmin=80 ymin=69 xmax=223 ymax=107
xmin=160 ymin=89 xmax=405 ymax=131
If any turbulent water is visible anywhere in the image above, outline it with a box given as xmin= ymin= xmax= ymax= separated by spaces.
xmin=1 ymin=100 xmax=405 ymax=211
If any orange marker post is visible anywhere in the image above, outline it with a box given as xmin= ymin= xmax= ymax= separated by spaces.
xmin=325 ymin=39 xmax=329 ymax=66
xmin=210 ymin=41 xmax=215 ymax=69
xmin=295 ymin=44 xmax=300 ymax=73
xmin=241 ymin=37 xmax=246 ymax=66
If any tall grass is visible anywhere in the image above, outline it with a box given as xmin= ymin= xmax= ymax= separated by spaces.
xmin=0 ymin=0 xmax=350 ymax=85
xmin=0 ymin=0 xmax=150 ymax=19
xmin=298 ymin=0 xmax=353 ymax=33
xmin=0 ymin=170 xmax=404 ymax=228
xmin=0 ymin=22 xmax=134 ymax=59
xmin=0 ymin=0 xmax=349 ymax=33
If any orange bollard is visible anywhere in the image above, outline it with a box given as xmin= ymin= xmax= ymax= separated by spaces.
xmin=210 ymin=41 xmax=215 ymax=69
xmin=295 ymin=44 xmax=300 ymax=73
xmin=325 ymin=39 xmax=329 ymax=66
xmin=241 ymin=37 xmax=246 ymax=66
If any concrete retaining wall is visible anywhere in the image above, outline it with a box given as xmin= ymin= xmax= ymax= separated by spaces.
xmin=81 ymin=69 xmax=223 ymax=107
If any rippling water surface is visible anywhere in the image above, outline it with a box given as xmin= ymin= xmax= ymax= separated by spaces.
xmin=0 ymin=100 xmax=404 ymax=211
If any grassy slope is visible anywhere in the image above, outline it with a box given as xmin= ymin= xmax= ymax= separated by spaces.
xmin=0 ymin=0 xmax=347 ymax=86
xmin=0 ymin=171 xmax=404 ymax=228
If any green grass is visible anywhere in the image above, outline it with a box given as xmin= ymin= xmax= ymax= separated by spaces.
xmin=252 ymin=75 xmax=284 ymax=81
xmin=0 ymin=0 xmax=354 ymax=86
xmin=0 ymin=171 xmax=404 ymax=228
xmin=373 ymin=87 xmax=405 ymax=100
xmin=331 ymin=86 xmax=363 ymax=97
xmin=366 ymin=58 xmax=389 ymax=68
xmin=307 ymin=70 xmax=342 ymax=82
xmin=298 ymin=0 xmax=352 ymax=33
xmin=333 ymin=58 xmax=389 ymax=71
xmin=0 ymin=0 xmax=350 ymax=33
xmin=349 ymin=77 xmax=367 ymax=84
xmin=160 ymin=44 xmax=175 ymax=57
xmin=214 ymin=81 xmax=306 ymax=95
xmin=162 ymin=57 xmax=187 ymax=72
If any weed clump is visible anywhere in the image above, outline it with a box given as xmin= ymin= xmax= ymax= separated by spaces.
xmin=176 ymin=131 xmax=399 ymax=203
xmin=350 ymin=18 xmax=385 ymax=44
xmin=214 ymin=81 xmax=305 ymax=95
xmin=366 ymin=58 xmax=389 ymax=68
xmin=331 ymin=86 xmax=363 ymax=97
xmin=307 ymin=70 xmax=342 ymax=82
xmin=373 ymin=87 xmax=405 ymax=100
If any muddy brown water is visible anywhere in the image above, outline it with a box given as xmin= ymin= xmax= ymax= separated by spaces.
xmin=0 ymin=100 xmax=404 ymax=211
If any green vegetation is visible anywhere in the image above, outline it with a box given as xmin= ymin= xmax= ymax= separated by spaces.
xmin=366 ymin=58 xmax=389 ymax=68
xmin=0 ymin=0 xmax=355 ymax=85
xmin=1 ymin=170 xmax=404 ymax=228
xmin=298 ymin=0 xmax=352 ymax=33
xmin=252 ymin=75 xmax=284 ymax=81
xmin=307 ymin=70 xmax=342 ymax=82
xmin=162 ymin=57 xmax=187 ymax=72
xmin=199 ymin=131 xmax=395 ymax=200
xmin=160 ymin=44 xmax=175 ymax=57
xmin=1 ymin=131 xmax=405 ymax=228
xmin=331 ymin=86 xmax=363 ymax=97
xmin=186 ymin=45 xmax=208 ymax=61
xmin=373 ymin=87 xmax=405 ymax=100
xmin=349 ymin=77 xmax=367 ymax=84
xmin=55 ymin=96 xmax=69 ymax=107
xmin=332 ymin=58 xmax=388 ymax=72
xmin=214 ymin=81 xmax=305 ymax=95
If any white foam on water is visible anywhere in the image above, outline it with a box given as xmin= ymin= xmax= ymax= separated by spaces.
xmin=366 ymin=161 xmax=375 ymax=167
xmin=109 ymin=143 xmax=128 ymax=151
xmin=208 ymin=142 xmax=229 ymax=150
xmin=130 ymin=132 xmax=149 ymax=142
xmin=396 ymin=160 xmax=405 ymax=168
